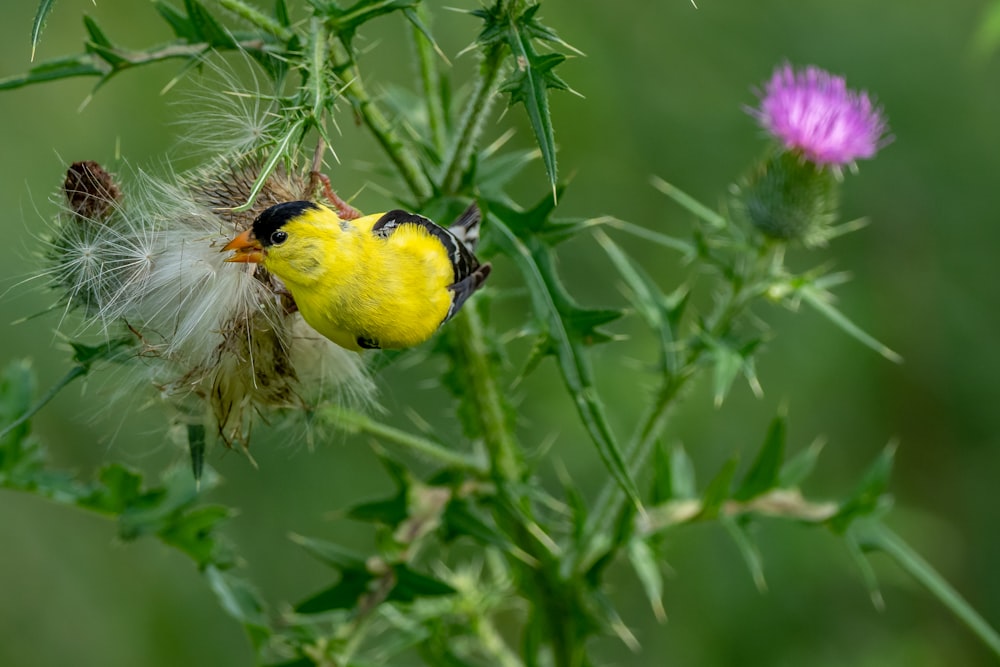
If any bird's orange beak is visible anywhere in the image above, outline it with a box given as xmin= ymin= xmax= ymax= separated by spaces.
xmin=222 ymin=229 xmax=264 ymax=264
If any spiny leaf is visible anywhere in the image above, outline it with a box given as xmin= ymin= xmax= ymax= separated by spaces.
xmin=155 ymin=1 xmax=200 ymax=41
xmin=721 ymin=515 xmax=767 ymax=592
xmin=320 ymin=0 xmax=419 ymax=46
xmin=779 ymin=438 xmax=825 ymax=488
xmin=159 ymin=504 xmax=235 ymax=567
xmin=0 ymin=360 xmax=36 ymax=459
xmin=650 ymin=175 xmax=728 ymax=229
xmin=669 ymin=442 xmax=697 ymax=500
xmin=844 ymin=528 xmax=886 ymax=611
xmin=184 ymin=0 xmax=236 ymax=47
xmin=290 ymin=533 xmax=369 ymax=571
xmin=83 ymin=16 xmax=127 ymax=68
xmin=295 ymin=574 xmax=372 ymax=613
xmin=699 ymin=457 xmax=738 ymax=519
xmin=0 ymin=54 xmax=104 ymax=90
xmin=1 ymin=336 xmax=135 ymax=441
xmin=205 ymin=565 xmax=272 ymax=648
xmin=733 ymin=415 xmax=786 ymax=501
xmin=828 ymin=443 xmax=896 ymax=533
xmin=706 ymin=337 xmax=762 ymax=407
xmin=488 ymin=203 xmax=641 ymax=507
xmin=797 ymin=284 xmax=902 ymax=363
xmin=627 ymin=538 xmax=667 ymax=622
xmin=500 ymin=36 xmax=567 ymax=194
xmin=595 ymin=232 xmax=683 ymax=358
xmin=31 ymin=0 xmax=57 ymax=61
xmin=389 ymin=564 xmax=456 ymax=602
xmin=80 ymin=464 xmax=144 ymax=513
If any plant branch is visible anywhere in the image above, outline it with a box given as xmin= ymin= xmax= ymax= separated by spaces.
xmin=329 ymin=38 xmax=433 ymax=203
xmin=855 ymin=522 xmax=1000 ymax=659
xmin=440 ymin=44 xmax=506 ymax=194
xmin=321 ymin=405 xmax=486 ymax=473
xmin=410 ymin=6 xmax=447 ymax=155
xmin=448 ymin=300 xmax=521 ymax=483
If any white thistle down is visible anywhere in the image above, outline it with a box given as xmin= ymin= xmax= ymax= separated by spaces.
xmin=48 ymin=159 xmax=375 ymax=450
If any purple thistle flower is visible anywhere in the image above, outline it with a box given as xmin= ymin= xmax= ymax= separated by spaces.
xmin=749 ymin=64 xmax=891 ymax=168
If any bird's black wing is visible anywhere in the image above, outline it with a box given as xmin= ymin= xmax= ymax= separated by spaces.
xmin=371 ymin=206 xmax=489 ymax=324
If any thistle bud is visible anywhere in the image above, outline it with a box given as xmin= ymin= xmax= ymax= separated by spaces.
xmin=732 ymin=151 xmax=839 ymax=245
xmin=735 ymin=64 xmax=891 ymax=245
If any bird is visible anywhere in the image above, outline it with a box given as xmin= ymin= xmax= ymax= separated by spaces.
xmin=222 ymin=201 xmax=491 ymax=351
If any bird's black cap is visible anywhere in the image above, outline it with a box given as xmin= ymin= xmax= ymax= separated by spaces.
xmin=252 ymin=201 xmax=319 ymax=245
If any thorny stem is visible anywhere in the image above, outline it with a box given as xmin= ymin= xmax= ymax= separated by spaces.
xmin=328 ymin=38 xmax=433 ymax=203
xmin=449 ymin=301 xmax=521 ymax=483
xmin=450 ymin=301 xmax=589 ymax=667
xmin=410 ymin=6 xmax=447 ymax=156
xmin=440 ymin=44 xmax=506 ymax=194
xmin=571 ymin=243 xmax=775 ymax=575
xmin=322 ymin=405 xmax=486 ymax=473
xmin=855 ymin=523 xmax=1000 ymax=659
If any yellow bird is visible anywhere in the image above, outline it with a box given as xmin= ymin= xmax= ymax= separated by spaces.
xmin=222 ymin=201 xmax=491 ymax=351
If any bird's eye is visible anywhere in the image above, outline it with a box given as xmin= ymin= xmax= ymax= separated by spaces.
xmin=270 ymin=230 xmax=288 ymax=245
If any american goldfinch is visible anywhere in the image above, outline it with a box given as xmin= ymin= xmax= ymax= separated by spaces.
xmin=223 ymin=201 xmax=491 ymax=351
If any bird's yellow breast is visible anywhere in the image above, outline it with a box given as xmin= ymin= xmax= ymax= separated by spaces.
xmin=261 ymin=211 xmax=456 ymax=350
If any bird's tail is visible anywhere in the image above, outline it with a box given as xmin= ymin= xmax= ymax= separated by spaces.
xmin=447 ymin=203 xmax=482 ymax=252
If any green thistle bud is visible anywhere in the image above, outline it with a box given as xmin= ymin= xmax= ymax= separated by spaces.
xmin=732 ymin=151 xmax=840 ymax=247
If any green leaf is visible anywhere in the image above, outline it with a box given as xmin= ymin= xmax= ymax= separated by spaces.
xmin=389 ymin=564 xmax=456 ymax=602
xmin=155 ymin=1 xmax=200 ymax=41
xmin=706 ymin=337 xmax=762 ymax=408
xmin=205 ymin=565 xmax=271 ymax=648
xmin=187 ymin=423 xmax=206 ymax=484
xmin=320 ymin=0 xmax=418 ymax=46
xmin=0 ymin=360 xmax=36 ymax=461
xmin=733 ymin=416 xmax=786 ymax=501
xmin=797 ymin=284 xmax=902 ymax=363
xmin=184 ymin=0 xmax=236 ymax=47
xmin=117 ymin=465 xmax=209 ymax=540
xmin=80 ymin=464 xmax=144 ymax=513
xmin=290 ymin=533 xmax=369 ymax=571
xmin=779 ymin=438 xmax=824 ymax=488
xmin=596 ymin=231 xmax=687 ymax=375
xmin=31 ymin=0 xmax=57 ymax=61
xmin=83 ymin=16 xmax=127 ymax=68
xmin=159 ymin=505 xmax=234 ymax=567
xmin=500 ymin=38 xmax=567 ymax=194
xmin=0 ymin=55 xmax=104 ymax=90
xmin=721 ymin=515 xmax=767 ymax=592
xmin=828 ymin=443 xmax=896 ymax=533
xmin=275 ymin=0 xmax=291 ymax=26
xmin=699 ymin=457 xmax=737 ymax=519
xmin=669 ymin=443 xmax=697 ymax=500
xmin=295 ymin=575 xmax=373 ymax=613
xmin=626 ymin=538 xmax=666 ymax=622
xmin=650 ymin=175 xmax=728 ymax=229
xmin=488 ymin=202 xmax=641 ymax=508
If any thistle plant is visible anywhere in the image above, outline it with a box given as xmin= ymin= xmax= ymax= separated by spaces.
xmin=2 ymin=3 xmax=999 ymax=666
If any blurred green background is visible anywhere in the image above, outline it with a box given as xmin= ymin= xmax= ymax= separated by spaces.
xmin=2 ymin=1 xmax=999 ymax=665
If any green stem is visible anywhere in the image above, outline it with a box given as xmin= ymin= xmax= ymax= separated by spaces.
xmin=856 ymin=523 xmax=1000 ymax=658
xmin=440 ymin=44 xmax=505 ymax=194
xmin=217 ymin=0 xmax=293 ymax=41
xmin=329 ymin=39 xmax=432 ymax=202
xmin=322 ymin=405 xmax=486 ymax=473
xmin=410 ymin=6 xmax=447 ymax=155
xmin=0 ymin=365 xmax=86 ymax=440
xmin=570 ymin=244 xmax=772 ymax=575
xmin=449 ymin=301 xmax=522 ymax=482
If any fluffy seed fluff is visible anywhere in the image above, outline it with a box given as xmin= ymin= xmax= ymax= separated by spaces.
xmin=47 ymin=158 xmax=376 ymax=451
